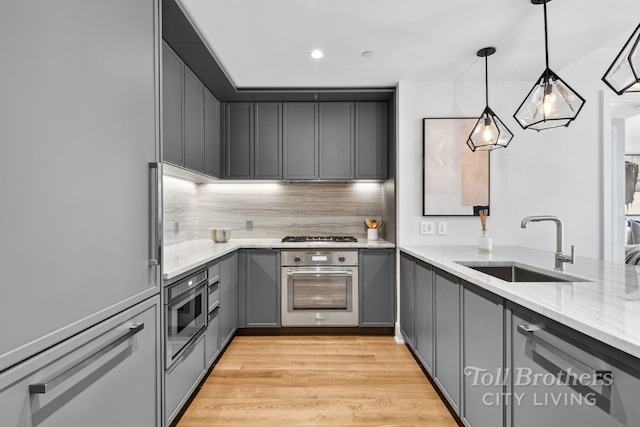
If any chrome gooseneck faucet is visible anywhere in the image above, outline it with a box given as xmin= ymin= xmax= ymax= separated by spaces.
xmin=521 ymin=215 xmax=575 ymax=271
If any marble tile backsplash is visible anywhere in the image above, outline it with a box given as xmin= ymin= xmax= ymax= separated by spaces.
xmin=163 ymin=176 xmax=384 ymax=244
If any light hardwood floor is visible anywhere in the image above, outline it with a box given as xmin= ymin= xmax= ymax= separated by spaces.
xmin=175 ymin=335 xmax=459 ymax=427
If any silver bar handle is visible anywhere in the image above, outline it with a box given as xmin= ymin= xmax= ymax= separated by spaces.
xmin=287 ymin=270 xmax=353 ymax=276
xmin=149 ymin=163 xmax=161 ymax=266
xmin=517 ymin=324 xmax=612 ymax=383
xmin=30 ymin=323 xmax=145 ymax=394
xmin=208 ymin=275 xmax=220 ymax=286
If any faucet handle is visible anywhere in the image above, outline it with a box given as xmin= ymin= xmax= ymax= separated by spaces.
xmin=568 ymin=245 xmax=575 ymax=265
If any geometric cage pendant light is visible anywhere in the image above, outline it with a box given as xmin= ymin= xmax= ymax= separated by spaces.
xmin=466 ymin=47 xmax=514 ymax=152
xmin=513 ymin=0 xmax=585 ymax=131
xmin=602 ymin=23 xmax=640 ymax=95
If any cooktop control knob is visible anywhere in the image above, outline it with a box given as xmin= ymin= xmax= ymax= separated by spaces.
xmin=338 ymin=256 xmax=346 ymax=262
xmin=294 ymin=256 xmax=302 ymax=262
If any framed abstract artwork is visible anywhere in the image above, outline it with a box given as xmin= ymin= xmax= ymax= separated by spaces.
xmin=423 ymin=118 xmax=490 ymax=216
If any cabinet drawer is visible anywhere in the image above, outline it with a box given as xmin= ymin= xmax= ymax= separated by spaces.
xmin=206 ymin=308 xmax=221 ymax=368
xmin=165 ymin=333 xmax=206 ymax=424
xmin=0 ymin=298 xmax=160 ymax=427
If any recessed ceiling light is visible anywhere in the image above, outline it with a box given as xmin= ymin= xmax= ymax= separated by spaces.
xmin=311 ymin=49 xmax=323 ymax=59
xmin=362 ymin=51 xmax=375 ymax=58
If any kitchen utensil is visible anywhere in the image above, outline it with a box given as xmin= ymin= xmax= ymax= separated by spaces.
xmin=365 ymin=218 xmax=373 ymax=228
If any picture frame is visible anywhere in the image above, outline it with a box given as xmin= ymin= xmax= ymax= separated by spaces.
xmin=422 ymin=117 xmax=490 ymax=216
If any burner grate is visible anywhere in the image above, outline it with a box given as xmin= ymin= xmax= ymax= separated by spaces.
xmin=282 ymin=236 xmax=358 ymax=243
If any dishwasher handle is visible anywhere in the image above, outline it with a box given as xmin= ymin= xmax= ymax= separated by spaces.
xmin=517 ymin=324 xmax=612 ymax=384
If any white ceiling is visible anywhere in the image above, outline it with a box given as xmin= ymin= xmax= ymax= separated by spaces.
xmin=177 ymin=0 xmax=640 ymax=89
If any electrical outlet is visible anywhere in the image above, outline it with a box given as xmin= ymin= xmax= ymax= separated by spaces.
xmin=245 ymin=220 xmax=253 ymax=231
xmin=174 ymin=222 xmax=179 ymax=234
xmin=420 ymin=221 xmax=434 ymax=235
xmin=438 ymin=221 xmax=447 ymax=235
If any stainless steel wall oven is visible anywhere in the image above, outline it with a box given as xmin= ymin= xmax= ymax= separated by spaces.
xmin=281 ymin=249 xmax=358 ymax=326
xmin=165 ymin=269 xmax=207 ymax=368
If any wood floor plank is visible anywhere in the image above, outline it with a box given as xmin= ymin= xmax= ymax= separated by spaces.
xmin=174 ymin=335 xmax=458 ymax=427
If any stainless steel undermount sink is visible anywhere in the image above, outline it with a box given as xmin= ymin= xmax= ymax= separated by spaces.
xmin=455 ymin=261 xmax=589 ymax=283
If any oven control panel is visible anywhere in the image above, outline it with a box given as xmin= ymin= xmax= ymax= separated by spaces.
xmin=281 ymin=250 xmax=358 ymax=266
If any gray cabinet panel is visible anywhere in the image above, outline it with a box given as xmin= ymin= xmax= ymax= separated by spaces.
xmin=283 ymin=102 xmax=318 ymax=179
xmin=462 ymin=283 xmax=504 ymax=427
xmin=400 ymin=252 xmax=415 ymax=348
xmin=434 ymin=268 xmax=460 ymax=413
xmin=205 ymin=308 xmax=220 ymax=368
xmin=356 ymin=102 xmax=388 ymax=179
xmin=165 ymin=334 xmax=206 ymax=424
xmin=415 ymin=260 xmax=434 ymax=374
xmin=0 ymin=298 xmax=160 ymax=427
xmin=220 ymin=252 xmax=237 ymax=347
xmin=204 ymin=89 xmax=221 ymax=178
xmin=162 ymin=42 xmax=184 ymax=166
xmin=510 ymin=307 xmax=640 ymax=427
xmin=183 ymin=67 xmax=204 ymax=172
xmin=319 ymin=102 xmax=354 ymax=179
xmin=255 ymin=103 xmax=283 ymax=179
xmin=359 ymin=249 xmax=395 ymax=327
xmin=245 ymin=250 xmax=281 ymax=327
xmin=225 ymin=103 xmax=254 ymax=179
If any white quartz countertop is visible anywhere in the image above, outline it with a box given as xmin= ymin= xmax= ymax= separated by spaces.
xmin=164 ymin=238 xmax=395 ymax=281
xmin=400 ymin=245 xmax=640 ymax=359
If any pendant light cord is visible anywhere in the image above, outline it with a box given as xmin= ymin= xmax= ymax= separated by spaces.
xmin=543 ymin=0 xmax=550 ymax=71
xmin=484 ymin=53 xmax=489 ymax=108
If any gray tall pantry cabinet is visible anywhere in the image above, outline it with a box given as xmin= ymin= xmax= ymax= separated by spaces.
xmin=0 ymin=0 xmax=161 ymax=426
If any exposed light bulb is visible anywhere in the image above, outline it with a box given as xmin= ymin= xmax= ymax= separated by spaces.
xmin=542 ymin=82 xmax=556 ymax=116
xmin=483 ymin=117 xmax=493 ymax=143
xmin=311 ymin=49 xmax=323 ymax=59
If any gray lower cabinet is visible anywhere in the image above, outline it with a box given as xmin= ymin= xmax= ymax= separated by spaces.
xmin=205 ymin=307 xmax=221 ymax=368
xmin=414 ymin=259 xmax=434 ymax=374
xmin=355 ymin=102 xmax=388 ymax=179
xmin=165 ymin=333 xmax=206 ymax=425
xmin=509 ymin=305 xmax=640 ymax=427
xmin=245 ymin=249 xmax=281 ymax=327
xmin=434 ymin=268 xmax=461 ymax=414
xmin=400 ymin=252 xmax=416 ymax=347
xmin=204 ymin=89 xmax=222 ymax=178
xmin=225 ymin=103 xmax=254 ymax=179
xmin=283 ymin=102 xmax=319 ymax=179
xmin=183 ymin=67 xmax=204 ymax=173
xmin=319 ymin=102 xmax=354 ymax=179
xmin=0 ymin=297 xmax=160 ymax=427
xmin=220 ymin=252 xmax=238 ymax=348
xmin=461 ymin=282 xmax=504 ymax=427
xmin=359 ymin=249 xmax=395 ymax=327
xmin=162 ymin=42 xmax=184 ymax=167
xmin=255 ymin=103 xmax=283 ymax=179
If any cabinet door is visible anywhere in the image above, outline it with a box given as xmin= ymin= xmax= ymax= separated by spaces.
xmin=204 ymin=89 xmax=221 ymax=178
xmin=355 ymin=102 xmax=388 ymax=179
xmin=205 ymin=307 xmax=220 ymax=368
xmin=283 ymin=102 xmax=318 ymax=179
xmin=183 ymin=67 xmax=204 ymax=173
xmin=434 ymin=268 xmax=460 ymax=414
xmin=462 ymin=282 xmax=504 ymax=427
xmin=220 ymin=252 xmax=238 ymax=347
xmin=414 ymin=260 xmax=434 ymax=374
xmin=359 ymin=249 xmax=395 ymax=327
xmin=226 ymin=103 xmax=254 ymax=179
xmin=245 ymin=250 xmax=281 ymax=327
xmin=0 ymin=298 xmax=160 ymax=427
xmin=255 ymin=103 xmax=282 ymax=179
xmin=319 ymin=102 xmax=354 ymax=179
xmin=399 ymin=252 xmax=415 ymax=348
xmin=162 ymin=42 xmax=184 ymax=166
xmin=165 ymin=334 xmax=206 ymax=425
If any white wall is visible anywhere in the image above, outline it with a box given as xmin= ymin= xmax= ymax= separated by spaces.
xmin=397 ymin=44 xmax=624 ymax=259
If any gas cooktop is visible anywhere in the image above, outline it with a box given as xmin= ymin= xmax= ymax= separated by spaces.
xmin=281 ymin=235 xmax=358 ymax=243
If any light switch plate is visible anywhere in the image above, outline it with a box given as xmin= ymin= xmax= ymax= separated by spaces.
xmin=438 ymin=222 xmax=447 ymax=235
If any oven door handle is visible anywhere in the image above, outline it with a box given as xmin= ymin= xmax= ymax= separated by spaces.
xmin=167 ymin=282 xmax=206 ymax=308
xmin=287 ymin=269 xmax=353 ymax=276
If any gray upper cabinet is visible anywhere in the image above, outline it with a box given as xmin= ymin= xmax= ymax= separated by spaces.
xmin=183 ymin=67 xmax=204 ymax=173
xmin=225 ymin=103 xmax=254 ymax=179
xmin=356 ymin=102 xmax=388 ymax=179
xmin=162 ymin=42 xmax=184 ymax=166
xmin=319 ymin=102 xmax=354 ymax=179
xmin=283 ymin=102 xmax=319 ymax=179
xmin=434 ymin=268 xmax=461 ymax=414
xmin=255 ymin=103 xmax=283 ymax=179
xmin=359 ymin=249 xmax=395 ymax=327
xmin=245 ymin=250 xmax=281 ymax=327
xmin=204 ymin=89 xmax=221 ymax=178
